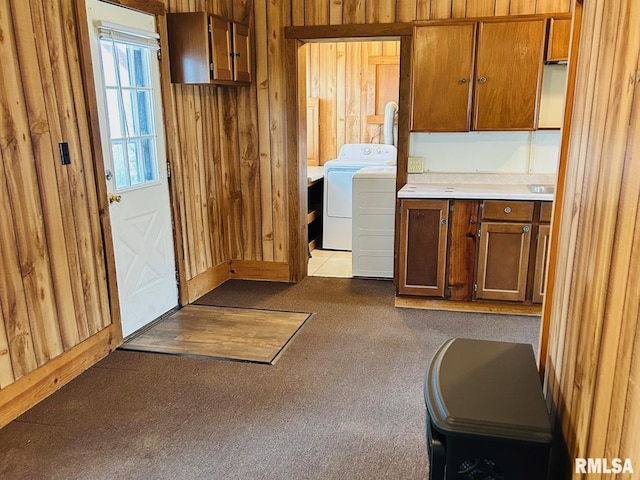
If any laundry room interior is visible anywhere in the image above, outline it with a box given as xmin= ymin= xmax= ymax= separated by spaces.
xmin=304 ymin=38 xmax=565 ymax=280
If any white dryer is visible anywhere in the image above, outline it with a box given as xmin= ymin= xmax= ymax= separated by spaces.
xmin=352 ymin=166 xmax=397 ymax=278
xmin=322 ymin=144 xmax=397 ymax=251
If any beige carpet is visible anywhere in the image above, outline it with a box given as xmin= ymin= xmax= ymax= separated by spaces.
xmin=120 ymin=305 xmax=312 ymax=364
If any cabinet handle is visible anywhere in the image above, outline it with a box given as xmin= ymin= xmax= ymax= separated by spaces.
xmin=441 ymin=219 xmax=447 ymax=225
xmin=236 ymin=52 xmax=241 ymax=57
xmin=478 ymin=76 xmax=487 ymax=84
xmin=523 ymin=225 xmax=530 ymax=233
xmin=504 ymin=206 xmax=512 ymax=214
xmin=459 ymin=78 xmax=467 ymax=84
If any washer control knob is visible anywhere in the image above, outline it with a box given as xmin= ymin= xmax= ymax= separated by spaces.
xmin=363 ymin=147 xmax=371 ymax=155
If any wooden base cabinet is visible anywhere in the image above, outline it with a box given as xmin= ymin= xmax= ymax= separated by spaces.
xmin=398 ymin=199 xmax=449 ymax=297
xmin=476 ymin=222 xmax=532 ymax=301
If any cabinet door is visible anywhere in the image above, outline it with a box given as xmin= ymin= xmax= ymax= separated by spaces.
xmin=167 ymin=12 xmax=211 ymax=84
xmin=473 ymin=20 xmax=546 ymax=130
xmin=547 ymin=18 xmax=572 ymax=62
xmin=532 ymin=224 xmax=551 ymax=303
xmin=233 ymin=22 xmax=251 ymax=82
xmin=411 ymin=24 xmax=476 ymax=132
xmin=210 ymin=15 xmax=233 ymax=81
xmin=398 ymin=200 xmax=449 ymax=297
xmin=476 ymin=222 xmax=532 ymax=301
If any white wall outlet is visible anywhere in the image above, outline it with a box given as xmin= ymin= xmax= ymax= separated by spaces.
xmin=408 ymin=156 xmax=424 ymax=173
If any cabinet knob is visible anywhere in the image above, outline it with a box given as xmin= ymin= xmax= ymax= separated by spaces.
xmin=523 ymin=225 xmax=530 ymax=233
xmin=504 ymin=206 xmax=512 ymax=214
xmin=478 ymin=76 xmax=487 ymax=84
xmin=441 ymin=219 xmax=447 ymax=225
xmin=459 ymin=78 xmax=467 ymax=84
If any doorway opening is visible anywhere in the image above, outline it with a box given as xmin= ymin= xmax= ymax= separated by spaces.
xmin=301 ymin=40 xmax=401 ymax=279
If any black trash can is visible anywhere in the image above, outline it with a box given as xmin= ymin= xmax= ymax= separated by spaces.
xmin=424 ymin=338 xmax=552 ymax=480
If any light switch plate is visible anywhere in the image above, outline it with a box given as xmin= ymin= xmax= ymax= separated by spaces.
xmin=408 ymin=156 xmax=424 ymax=173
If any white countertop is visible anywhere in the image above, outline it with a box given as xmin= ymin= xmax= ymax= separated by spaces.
xmin=307 ymin=166 xmax=324 ymax=183
xmin=398 ymin=182 xmax=554 ymax=201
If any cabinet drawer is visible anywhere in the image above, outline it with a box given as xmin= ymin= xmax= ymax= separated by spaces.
xmin=540 ymin=202 xmax=553 ymax=223
xmin=481 ymin=201 xmax=534 ymax=222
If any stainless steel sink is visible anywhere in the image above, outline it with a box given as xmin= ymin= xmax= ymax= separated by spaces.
xmin=527 ymin=184 xmax=555 ymax=194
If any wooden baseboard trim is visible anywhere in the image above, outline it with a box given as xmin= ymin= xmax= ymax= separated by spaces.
xmin=186 ymin=262 xmax=230 ymax=303
xmin=229 ymin=260 xmax=290 ymax=281
xmin=0 ymin=325 xmax=119 ymax=429
xmin=395 ymin=296 xmax=542 ymax=316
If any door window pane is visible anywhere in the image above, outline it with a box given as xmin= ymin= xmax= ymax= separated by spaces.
xmin=99 ymin=38 xmax=159 ymax=190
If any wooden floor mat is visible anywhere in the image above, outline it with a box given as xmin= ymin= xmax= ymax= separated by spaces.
xmin=120 ymin=305 xmax=312 ymax=364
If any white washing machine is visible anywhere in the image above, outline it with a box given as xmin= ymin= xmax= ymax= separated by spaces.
xmin=352 ymin=166 xmax=397 ymax=278
xmin=322 ymin=144 xmax=397 ymax=250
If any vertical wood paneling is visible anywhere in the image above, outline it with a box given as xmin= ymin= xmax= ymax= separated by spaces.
xmin=0 ymin=305 xmax=13 ymax=388
xmin=319 ymin=43 xmax=338 ymax=162
xmin=0 ymin=1 xmax=63 ymax=365
xmin=494 ymin=0 xmax=510 ymax=16
xmin=536 ymin=0 xmax=570 ymax=14
xmin=55 ymin=0 xmax=112 ymax=333
xmin=13 ymin=2 xmax=81 ymax=348
xmin=218 ymin=89 xmax=244 ymax=259
xmin=451 ymin=0 xmax=466 ymax=17
xmin=306 ymin=0 xmax=329 ymax=25
xmin=366 ymin=1 xmax=395 ymax=23
xmin=397 ymin=0 xmax=416 ymax=22
xmin=543 ymin=0 xmax=640 ymax=477
xmin=417 ymin=0 xmax=431 ymax=20
xmin=254 ymin=0 xmax=275 ymax=261
xmin=266 ymin=0 xmax=290 ymax=262
xmin=335 ymin=42 xmax=347 ymax=150
xmin=344 ymin=42 xmax=362 ymax=143
xmin=466 ymin=0 xmax=495 ymax=17
xmin=430 ymin=0 xmax=452 ymax=19
xmin=510 ymin=0 xmax=537 ymax=15
xmin=343 ymin=0 xmax=365 ymax=23
xmin=292 ymin=1 xmax=305 ymax=25
xmin=330 ymin=0 xmax=343 ymax=24
xmin=307 ymin=40 xmax=400 ymax=164
xmin=0 ymin=146 xmax=38 ymax=381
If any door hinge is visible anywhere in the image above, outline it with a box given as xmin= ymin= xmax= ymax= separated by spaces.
xmin=474 ymin=283 xmax=478 ymax=292
xmin=175 ymin=270 xmax=180 ymax=285
xmin=166 ymin=161 xmax=171 ymax=178
xmin=477 ymin=227 xmax=481 ymax=237
xmin=157 ymin=48 xmax=162 ymax=61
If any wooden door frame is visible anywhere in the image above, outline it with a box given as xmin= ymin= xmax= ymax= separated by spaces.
xmin=74 ymin=0 xmax=188 ymax=343
xmin=283 ymin=24 xmax=413 ymax=282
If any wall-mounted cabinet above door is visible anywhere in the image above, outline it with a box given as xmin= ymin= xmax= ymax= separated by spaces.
xmin=167 ymin=12 xmax=251 ymax=85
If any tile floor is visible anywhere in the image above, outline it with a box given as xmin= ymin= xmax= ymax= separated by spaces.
xmin=308 ymin=249 xmax=352 ymax=277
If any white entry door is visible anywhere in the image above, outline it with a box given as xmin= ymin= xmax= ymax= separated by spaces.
xmin=86 ymin=0 xmax=177 ymax=338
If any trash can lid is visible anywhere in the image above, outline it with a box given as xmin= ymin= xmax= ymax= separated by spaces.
xmin=424 ymin=338 xmax=552 ymax=444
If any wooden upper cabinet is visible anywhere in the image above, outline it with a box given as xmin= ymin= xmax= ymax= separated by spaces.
xmin=546 ymin=17 xmax=572 ymax=62
xmin=473 ymin=19 xmax=546 ymax=130
xmin=411 ymin=24 xmax=476 ymax=132
xmin=167 ymin=12 xmax=251 ymax=85
xmin=210 ymin=16 xmax=233 ymax=81
xmin=233 ymin=22 xmax=251 ymax=83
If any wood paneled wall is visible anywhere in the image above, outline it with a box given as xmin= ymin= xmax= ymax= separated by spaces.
xmin=291 ymin=0 xmax=571 ymax=25
xmin=306 ymin=41 xmax=400 ymax=164
xmin=0 ymin=0 xmax=115 ymax=419
xmin=164 ymin=0 xmax=268 ymax=280
xmin=543 ymin=0 xmax=640 ymax=476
